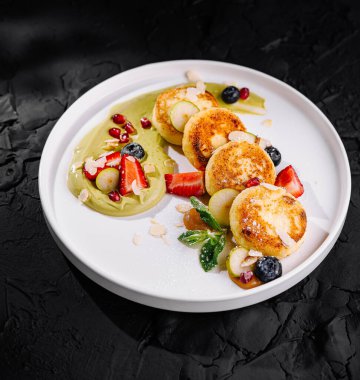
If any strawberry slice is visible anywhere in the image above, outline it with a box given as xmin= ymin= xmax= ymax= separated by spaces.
xmin=83 ymin=166 xmax=102 ymax=181
xmin=105 ymin=151 xmax=121 ymax=168
xmin=119 ymin=154 xmax=148 ymax=196
xmin=275 ymin=165 xmax=304 ymax=198
xmin=244 ymin=177 xmax=260 ymax=188
xmin=165 ymin=172 xmax=205 ymax=197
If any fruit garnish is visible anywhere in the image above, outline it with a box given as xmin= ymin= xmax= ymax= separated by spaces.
xmin=275 ymin=165 xmax=304 ymax=198
xmin=112 ymin=114 xmax=126 ymax=124
xmin=119 ymin=132 xmax=130 ymax=143
xmin=239 ymin=270 xmax=254 ymax=283
xmin=228 ymin=130 xmax=257 ymax=144
xmin=140 ymin=117 xmax=152 ymax=129
xmin=124 ymin=121 xmax=136 ymax=134
xmin=119 ymin=154 xmax=148 ymax=196
xmin=95 ymin=168 xmax=120 ymax=193
xmin=104 ymin=151 xmax=121 ymax=167
xmin=226 ymin=246 xmax=248 ymax=277
xmin=165 ymin=172 xmax=205 ymax=197
xmin=83 ymin=156 xmax=106 ymax=180
xmin=265 ymin=146 xmax=281 ymax=166
xmin=189 ymin=196 xmax=223 ymax=232
xmin=108 ymin=190 xmax=121 ymax=202
xmin=239 ymin=87 xmax=250 ymax=100
xmin=183 ymin=208 xmax=209 ymax=230
xmin=170 ymin=101 xmax=200 ymax=132
xmin=221 ymin=86 xmax=240 ymax=104
xmin=244 ymin=177 xmax=260 ymax=188
xmin=208 ymin=188 xmax=239 ymax=226
xmin=254 ymin=256 xmax=282 ymax=283
xmin=109 ymin=127 xmax=121 ymax=139
xmin=121 ymin=142 xmax=146 ymax=161
xmin=83 ymin=165 xmax=103 ymax=181
xmin=229 ymin=274 xmax=262 ymax=289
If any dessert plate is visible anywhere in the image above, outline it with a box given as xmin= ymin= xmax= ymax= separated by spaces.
xmin=39 ymin=60 xmax=351 ymax=312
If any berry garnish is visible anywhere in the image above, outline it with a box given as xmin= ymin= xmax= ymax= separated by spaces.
xmin=165 ymin=172 xmax=205 ymax=197
xmin=121 ymin=142 xmax=146 ymax=161
xmin=221 ymin=86 xmax=240 ymax=104
xmin=119 ymin=154 xmax=148 ymax=196
xmin=108 ymin=190 xmax=121 ymax=202
xmin=105 ymin=151 xmax=121 ymax=167
xmin=140 ymin=117 xmax=152 ymax=129
xmin=124 ymin=121 xmax=136 ymax=134
xmin=119 ymin=132 xmax=130 ymax=143
xmin=239 ymin=271 xmax=254 ymax=284
xmin=245 ymin=177 xmax=260 ymax=188
xmin=254 ymin=256 xmax=282 ymax=283
xmin=83 ymin=166 xmax=102 ymax=181
xmin=239 ymin=87 xmax=250 ymax=100
xmin=108 ymin=128 xmax=121 ymax=139
xmin=265 ymin=146 xmax=281 ymax=166
xmin=112 ymin=114 xmax=126 ymax=124
xmin=275 ymin=165 xmax=304 ymax=198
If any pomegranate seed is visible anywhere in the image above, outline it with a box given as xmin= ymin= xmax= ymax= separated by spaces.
xmin=245 ymin=177 xmax=260 ymax=188
xmin=140 ymin=117 xmax=152 ymax=129
xmin=108 ymin=190 xmax=121 ymax=202
xmin=109 ymin=128 xmax=121 ymax=139
xmin=119 ymin=132 xmax=130 ymax=143
xmin=124 ymin=121 xmax=136 ymax=134
xmin=239 ymin=87 xmax=250 ymax=100
xmin=239 ymin=271 xmax=253 ymax=284
xmin=112 ymin=114 xmax=126 ymax=124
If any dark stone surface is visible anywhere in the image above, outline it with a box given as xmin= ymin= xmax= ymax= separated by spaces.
xmin=0 ymin=0 xmax=359 ymax=378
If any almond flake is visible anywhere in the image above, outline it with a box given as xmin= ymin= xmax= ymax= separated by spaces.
xmin=144 ymin=163 xmax=155 ymax=174
xmin=132 ymin=233 xmax=142 ymax=246
xmin=261 ymin=183 xmax=280 ymax=191
xmin=196 ymin=80 xmax=206 ymax=94
xmin=99 ymin=150 xmax=114 ymax=158
xmin=78 ymin=189 xmax=89 ymax=203
xmin=241 ymin=256 xmax=258 ymax=267
xmin=261 ymin=119 xmax=272 ymax=127
xmin=175 ymin=203 xmax=192 ymax=213
xmin=276 ymin=228 xmax=296 ymax=248
xmin=84 ymin=157 xmax=97 ymax=176
xmin=104 ymin=138 xmax=120 ymax=144
xmin=150 ymin=218 xmax=159 ymax=224
xmin=258 ymin=137 xmax=272 ymax=149
xmin=185 ymin=87 xmax=200 ymax=102
xmin=131 ymin=180 xmax=141 ymax=195
xmin=186 ymin=70 xmax=201 ymax=82
xmin=126 ymin=156 xmax=136 ymax=163
xmin=95 ymin=156 xmax=106 ymax=168
xmin=149 ymin=223 xmax=167 ymax=237
xmin=248 ymin=250 xmax=263 ymax=257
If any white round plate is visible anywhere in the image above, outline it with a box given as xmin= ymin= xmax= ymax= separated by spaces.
xmin=39 ymin=60 xmax=351 ymax=312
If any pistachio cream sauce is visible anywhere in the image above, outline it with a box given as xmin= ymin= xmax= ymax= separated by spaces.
xmin=67 ymin=83 xmax=265 ymax=217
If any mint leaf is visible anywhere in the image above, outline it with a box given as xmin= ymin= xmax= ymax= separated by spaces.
xmin=199 ymin=234 xmax=226 ymax=272
xmin=178 ymin=230 xmax=210 ymax=247
xmin=190 ymin=196 xmax=224 ymax=232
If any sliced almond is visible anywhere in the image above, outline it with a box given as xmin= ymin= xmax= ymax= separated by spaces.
xmin=84 ymin=157 xmax=97 ymax=176
xmin=144 ymin=163 xmax=155 ymax=174
xmin=185 ymin=87 xmax=200 ymax=102
xmin=131 ymin=180 xmax=141 ymax=195
xmin=196 ymin=80 xmax=206 ymax=94
xmin=175 ymin=203 xmax=192 ymax=213
xmin=99 ymin=150 xmax=114 ymax=158
xmin=258 ymin=137 xmax=272 ymax=149
xmin=126 ymin=155 xmax=136 ymax=163
xmin=104 ymin=138 xmax=120 ymax=144
xmin=71 ymin=161 xmax=83 ymax=173
xmin=185 ymin=70 xmax=201 ymax=82
xmin=149 ymin=223 xmax=167 ymax=237
xmin=261 ymin=183 xmax=280 ymax=191
xmin=150 ymin=218 xmax=159 ymax=224
xmin=78 ymin=189 xmax=89 ymax=203
xmin=261 ymin=119 xmax=272 ymax=127
xmin=276 ymin=227 xmax=296 ymax=248
xmin=248 ymin=249 xmax=263 ymax=257
xmin=132 ymin=233 xmax=142 ymax=246
xmin=241 ymin=256 xmax=258 ymax=267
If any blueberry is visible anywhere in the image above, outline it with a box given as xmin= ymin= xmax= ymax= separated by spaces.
xmin=254 ymin=256 xmax=282 ymax=283
xmin=221 ymin=86 xmax=240 ymax=104
xmin=265 ymin=146 xmax=281 ymax=166
xmin=121 ymin=142 xmax=146 ymax=161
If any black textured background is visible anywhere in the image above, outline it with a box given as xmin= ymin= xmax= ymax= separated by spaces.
xmin=0 ymin=0 xmax=360 ymax=379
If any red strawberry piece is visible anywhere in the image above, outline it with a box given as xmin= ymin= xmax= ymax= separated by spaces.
xmin=124 ymin=121 xmax=136 ymax=134
xmin=245 ymin=177 xmax=260 ymax=188
xmin=164 ymin=172 xmax=205 ymax=197
xmin=119 ymin=154 xmax=148 ymax=196
xmin=140 ymin=117 xmax=152 ymax=129
xmin=119 ymin=132 xmax=130 ymax=143
xmin=112 ymin=114 xmax=126 ymax=124
xmin=83 ymin=166 xmax=102 ymax=181
xmin=105 ymin=151 xmax=122 ymax=168
xmin=275 ymin=165 xmax=304 ymax=198
xmin=108 ymin=128 xmax=121 ymax=139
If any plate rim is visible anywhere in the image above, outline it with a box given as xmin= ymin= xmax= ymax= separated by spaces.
xmin=39 ymin=59 xmax=351 ymax=311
